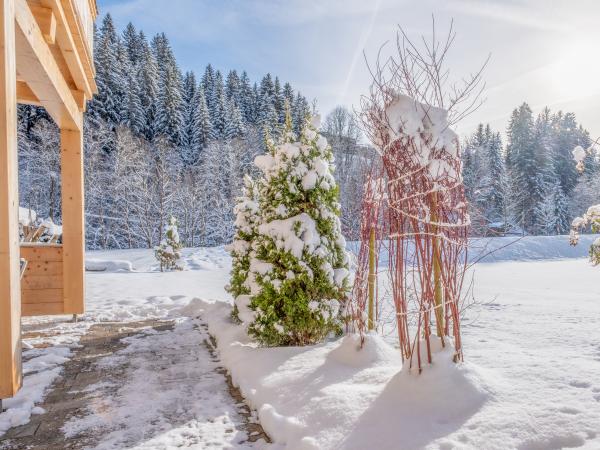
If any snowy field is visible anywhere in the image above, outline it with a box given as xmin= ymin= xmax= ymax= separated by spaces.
xmin=1 ymin=236 xmax=599 ymax=449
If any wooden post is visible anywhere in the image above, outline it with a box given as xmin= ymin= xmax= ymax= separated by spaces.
xmin=0 ymin=0 xmax=22 ymax=400
xmin=60 ymin=126 xmax=85 ymax=315
xmin=367 ymin=227 xmax=376 ymax=331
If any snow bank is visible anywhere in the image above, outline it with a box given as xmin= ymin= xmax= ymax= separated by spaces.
xmin=85 ymin=258 xmax=134 ymax=272
xmin=190 ymin=300 xmax=493 ymax=450
xmin=468 ymin=234 xmax=600 ymax=263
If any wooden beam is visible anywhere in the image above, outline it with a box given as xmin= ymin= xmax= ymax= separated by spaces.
xmin=0 ymin=0 xmax=23 ymax=400
xmin=15 ymin=0 xmax=81 ymax=130
xmin=35 ymin=0 xmax=93 ymax=96
xmin=16 ymin=79 xmax=40 ymax=105
xmin=29 ymin=4 xmax=54 ymax=44
xmin=60 ymin=128 xmax=85 ymax=315
xmin=71 ymin=88 xmax=85 ymax=111
xmin=59 ymin=0 xmax=95 ymax=90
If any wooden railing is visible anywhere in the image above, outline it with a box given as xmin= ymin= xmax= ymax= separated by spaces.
xmin=20 ymin=243 xmax=65 ymax=316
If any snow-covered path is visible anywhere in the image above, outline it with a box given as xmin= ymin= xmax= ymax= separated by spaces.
xmin=62 ymin=317 xmax=264 ymax=449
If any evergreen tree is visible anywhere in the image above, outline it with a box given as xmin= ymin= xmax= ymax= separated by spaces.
xmin=551 ymin=111 xmax=591 ymax=196
xmin=196 ymin=87 xmax=214 ymax=149
xmin=292 ymin=93 xmax=310 ymax=136
xmin=122 ymin=22 xmax=142 ymax=66
xmin=180 ymin=72 xmax=202 ymax=165
xmin=226 ymin=175 xmax=259 ymax=321
xmin=245 ymin=113 xmax=350 ymax=346
xmin=226 ymin=70 xmax=241 ymax=106
xmin=154 ymin=216 xmax=183 ymax=271
xmin=484 ymin=130 xmax=507 ymax=222
xmin=155 ymin=64 xmax=184 ymax=145
xmin=201 ymin=64 xmax=216 ymax=111
xmin=89 ymin=14 xmax=122 ymax=125
xmin=211 ymin=75 xmax=227 ymax=139
xmin=137 ymin=32 xmax=159 ymax=141
xmin=273 ymin=77 xmax=286 ymax=124
xmin=239 ymin=71 xmax=254 ymax=122
xmin=224 ymin=100 xmax=245 ymax=140
xmin=506 ymin=103 xmax=537 ymax=232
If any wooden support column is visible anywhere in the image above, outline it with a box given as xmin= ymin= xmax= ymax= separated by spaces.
xmin=60 ymin=126 xmax=84 ymax=314
xmin=0 ymin=0 xmax=22 ymax=399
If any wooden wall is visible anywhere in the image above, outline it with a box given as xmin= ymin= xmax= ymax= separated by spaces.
xmin=20 ymin=244 xmax=65 ymax=316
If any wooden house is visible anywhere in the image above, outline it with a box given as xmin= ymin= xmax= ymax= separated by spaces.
xmin=0 ymin=0 xmax=97 ymax=402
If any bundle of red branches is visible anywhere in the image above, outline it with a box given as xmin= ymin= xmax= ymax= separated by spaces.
xmin=352 ymin=19 xmax=488 ymax=371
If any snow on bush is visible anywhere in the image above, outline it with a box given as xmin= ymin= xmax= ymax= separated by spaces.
xmin=570 ymin=204 xmax=600 ymax=265
xmin=225 ymin=175 xmax=259 ymax=322
xmin=240 ymin=114 xmax=351 ymax=346
xmin=569 ymin=143 xmax=600 ymax=265
xmin=154 ymin=216 xmax=183 ymax=272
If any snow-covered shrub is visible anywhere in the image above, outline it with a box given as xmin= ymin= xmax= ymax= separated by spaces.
xmin=226 ymin=175 xmax=259 ymax=322
xmin=155 ymin=216 xmax=183 ymax=271
xmin=569 ymin=143 xmax=600 ymax=265
xmin=570 ymin=204 xmax=600 ymax=265
xmin=245 ymin=115 xmax=351 ymax=346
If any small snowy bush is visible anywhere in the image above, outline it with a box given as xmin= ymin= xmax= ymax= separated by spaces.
xmin=226 ymin=175 xmax=260 ymax=321
xmin=155 ymin=216 xmax=183 ymax=271
xmin=244 ymin=115 xmax=351 ymax=346
xmin=569 ymin=144 xmax=600 ymax=265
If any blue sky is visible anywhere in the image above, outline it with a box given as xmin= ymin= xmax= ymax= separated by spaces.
xmin=97 ymin=0 xmax=600 ymax=138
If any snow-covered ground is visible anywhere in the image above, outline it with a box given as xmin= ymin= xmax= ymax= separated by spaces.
xmin=2 ymin=236 xmax=599 ymax=449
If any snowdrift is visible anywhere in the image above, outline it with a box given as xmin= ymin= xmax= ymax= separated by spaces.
xmin=85 ymin=259 xmax=133 ymax=272
xmin=191 ymin=300 xmax=494 ymax=450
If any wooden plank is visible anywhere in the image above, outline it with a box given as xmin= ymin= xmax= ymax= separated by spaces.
xmin=24 ymin=260 xmax=63 ymax=275
xmin=16 ymin=79 xmax=40 ymax=105
xmin=0 ymin=0 xmax=22 ymax=399
xmin=29 ymin=4 xmax=55 ymax=44
xmin=61 ymin=127 xmax=85 ymax=314
xmin=22 ymin=274 xmax=62 ymax=289
xmin=33 ymin=0 xmax=94 ymax=96
xmin=21 ymin=288 xmax=62 ymax=303
xmin=59 ymin=0 xmax=95 ymax=90
xmin=22 ymin=301 xmax=63 ymax=316
xmin=15 ymin=0 xmax=81 ymax=130
xmin=20 ymin=244 xmax=63 ymax=262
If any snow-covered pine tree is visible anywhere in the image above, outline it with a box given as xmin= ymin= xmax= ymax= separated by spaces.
xmin=292 ymin=93 xmax=310 ymax=136
xmin=506 ymin=103 xmax=538 ymax=232
xmin=554 ymin=183 xmax=570 ymax=233
xmin=136 ymin=31 xmax=159 ymax=141
xmin=484 ymin=130 xmax=507 ymax=222
xmin=210 ymin=72 xmax=227 ymax=139
xmin=239 ymin=71 xmax=254 ymax=123
xmin=155 ymin=64 xmax=184 ymax=145
xmin=245 ymin=112 xmax=351 ymax=346
xmin=119 ymin=43 xmax=145 ymax=135
xmin=225 ymin=70 xmax=241 ymax=106
xmin=223 ymin=100 xmax=245 ymax=141
xmin=155 ymin=216 xmax=183 ymax=271
xmin=122 ymin=22 xmax=142 ymax=66
xmin=273 ymin=77 xmax=286 ymax=124
xmin=196 ymin=87 xmax=214 ymax=149
xmin=534 ymin=182 xmax=559 ymax=235
xmin=180 ymin=72 xmax=203 ymax=166
xmin=226 ymin=175 xmax=259 ymax=322
xmin=89 ymin=14 xmax=122 ymax=125
xmin=201 ymin=64 xmax=216 ymax=111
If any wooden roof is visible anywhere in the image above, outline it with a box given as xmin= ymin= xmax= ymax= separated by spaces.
xmin=15 ymin=0 xmax=98 ymax=130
